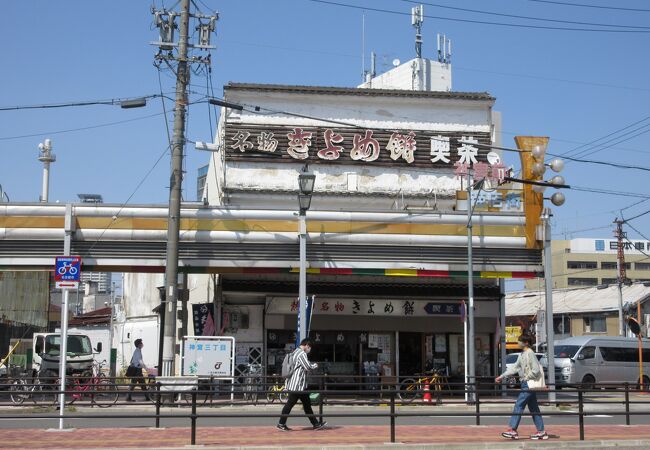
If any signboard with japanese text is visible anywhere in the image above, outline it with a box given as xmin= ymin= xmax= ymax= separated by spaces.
xmin=192 ymin=303 xmax=216 ymax=336
xmin=267 ymin=297 xmax=498 ymax=318
xmin=505 ymin=326 xmax=522 ymax=344
xmin=224 ymin=124 xmax=494 ymax=169
xmin=181 ymin=336 xmax=235 ymax=377
xmin=571 ymin=238 xmax=650 ymax=255
xmin=54 ymin=256 xmax=82 ymax=289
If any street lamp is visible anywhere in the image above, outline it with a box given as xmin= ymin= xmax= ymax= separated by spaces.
xmin=297 ymin=165 xmax=315 ymax=343
xmin=516 ymin=138 xmax=567 ymax=405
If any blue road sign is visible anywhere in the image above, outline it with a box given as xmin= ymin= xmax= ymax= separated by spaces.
xmin=54 ymin=256 xmax=82 ymax=283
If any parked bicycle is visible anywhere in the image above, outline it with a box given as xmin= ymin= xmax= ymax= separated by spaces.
xmin=9 ymin=372 xmax=58 ymax=406
xmin=242 ymin=363 xmax=262 ymax=404
xmin=66 ymin=360 xmax=118 ymax=407
xmin=266 ymin=374 xmax=288 ymax=403
xmin=398 ymin=368 xmax=449 ymax=403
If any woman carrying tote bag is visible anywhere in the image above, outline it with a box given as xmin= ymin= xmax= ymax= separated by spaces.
xmin=495 ymin=335 xmax=548 ymax=440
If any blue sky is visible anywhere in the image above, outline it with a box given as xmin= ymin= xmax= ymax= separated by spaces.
xmin=2 ymin=1 xmax=650 ymax=286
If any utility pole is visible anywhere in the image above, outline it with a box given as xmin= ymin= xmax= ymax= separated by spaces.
xmin=614 ymin=218 xmax=628 ymax=336
xmin=151 ymin=2 xmax=217 ymax=376
xmin=466 ymin=170 xmax=476 ymax=404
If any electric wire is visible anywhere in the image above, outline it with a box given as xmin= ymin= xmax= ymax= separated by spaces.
xmin=625 ymin=221 xmax=650 ymax=244
xmin=305 ymin=0 xmax=650 ymax=33
xmin=0 ymin=94 xmax=171 ymax=112
xmin=527 ymin=0 xmax=650 ymax=13
xmin=624 ymin=208 xmax=650 ymax=223
xmin=560 ymin=116 xmax=650 ymax=157
xmin=0 ymin=112 xmax=170 ymax=141
xmin=83 ymin=142 xmax=172 ymax=256
xmin=397 ymin=0 xmax=650 ymax=29
xmin=157 ymin=67 xmax=173 ymax=147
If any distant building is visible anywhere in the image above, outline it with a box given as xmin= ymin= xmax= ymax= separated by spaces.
xmin=76 ymin=193 xmax=111 ymax=293
xmin=507 ymin=284 xmax=650 ymax=341
xmin=525 ymin=238 xmax=650 ymax=290
xmin=197 ymin=164 xmax=208 ymax=201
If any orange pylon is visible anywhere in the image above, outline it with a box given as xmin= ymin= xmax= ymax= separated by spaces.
xmin=423 ymin=383 xmax=432 ymax=403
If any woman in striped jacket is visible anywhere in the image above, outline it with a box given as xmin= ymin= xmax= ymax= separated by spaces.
xmin=277 ymin=339 xmax=327 ymax=431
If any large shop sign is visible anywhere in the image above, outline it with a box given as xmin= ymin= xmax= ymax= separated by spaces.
xmin=225 ymin=124 xmax=505 ymax=176
xmin=267 ymin=297 xmax=498 ymax=318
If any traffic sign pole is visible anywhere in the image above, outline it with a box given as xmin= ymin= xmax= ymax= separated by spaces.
xmin=54 ymin=255 xmax=81 ymax=430
xmin=59 ymin=287 xmax=69 ymax=430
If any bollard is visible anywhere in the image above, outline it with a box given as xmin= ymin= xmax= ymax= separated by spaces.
xmin=625 ymin=383 xmax=631 ymax=426
xmin=318 ymin=375 xmax=324 ymax=424
xmin=191 ymin=391 xmax=197 ymax=445
xmin=390 ymin=389 xmax=396 ymax=443
xmin=155 ymin=382 xmax=161 ymax=429
xmin=578 ymin=389 xmax=585 ymax=441
xmin=475 ymin=385 xmax=480 ymax=426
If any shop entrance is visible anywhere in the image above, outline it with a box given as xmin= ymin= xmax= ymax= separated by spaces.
xmin=398 ymin=332 xmax=423 ymax=376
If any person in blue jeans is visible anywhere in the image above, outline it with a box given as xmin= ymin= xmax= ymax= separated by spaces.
xmin=495 ymin=335 xmax=548 ymax=440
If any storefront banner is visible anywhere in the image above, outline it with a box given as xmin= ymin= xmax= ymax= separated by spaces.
xmin=505 ymin=326 xmax=522 ymax=344
xmin=268 ymin=297 xmax=498 ymax=318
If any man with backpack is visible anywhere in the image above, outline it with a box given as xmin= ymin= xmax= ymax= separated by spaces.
xmin=277 ymin=338 xmax=327 ymax=431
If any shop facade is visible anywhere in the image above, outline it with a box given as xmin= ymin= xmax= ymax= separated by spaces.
xmin=200 ymin=81 xmax=543 ymax=383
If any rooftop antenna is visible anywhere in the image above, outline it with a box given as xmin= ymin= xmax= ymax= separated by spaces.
xmin=411 ymin=5 xmax=424 ymax=59
xmin=362 ymin=12 xmax=366 ymax=82
xmin=437 ymin=33 xmax=452 ymax=64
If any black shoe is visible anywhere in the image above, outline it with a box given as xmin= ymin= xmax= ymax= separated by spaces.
xmin=276 ymin=424 xmax=291 ymax=432
xmin=313 ymin=421 xmax=328 ymax=430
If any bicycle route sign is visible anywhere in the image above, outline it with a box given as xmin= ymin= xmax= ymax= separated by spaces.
xmin=54 ymin=256 xmax=82 ymax=289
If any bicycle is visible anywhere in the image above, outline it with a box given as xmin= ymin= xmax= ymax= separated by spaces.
xmin=398 ymin=369 xmax=449 ymax=403
xmin=67 ymin=360 xmax=118 ymax=408
xmin=9 ymin=372 xmax=58 ymax=406
xmin=266 ymin=375 xmax=288 ymax=404
xmin=242 ymin=363 xmax=262 ymax=404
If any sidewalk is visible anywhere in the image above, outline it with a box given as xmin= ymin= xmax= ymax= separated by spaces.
xmin=2 ymin=424 xmax=650 ymax=449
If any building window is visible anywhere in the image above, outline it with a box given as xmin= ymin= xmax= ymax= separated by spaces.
xmin=601 ymin=278 xmax=618 ymax=285
xmin=567 ymin=261 xmax=597 ymax=269
xmin=601 ymin=262 xmax=630 ymax=270
xmin=568 ymin=278 xmax=598 ymax=286
xmin=583 ymin=316 xmax=607 ymax=333
xmin=636 ymin=263 xmax=650 ymax=271
xmin=553 ymin=316 xmax=571 ymax=335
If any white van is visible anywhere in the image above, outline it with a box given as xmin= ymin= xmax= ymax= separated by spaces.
xmin=33 ymin=333 xmax=98 ymax=377
xmin=550 ymin=336 xmax=650 ymax=388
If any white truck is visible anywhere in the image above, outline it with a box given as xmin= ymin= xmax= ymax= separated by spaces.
xmin=33 ymin=332 xmax=100 ymax=377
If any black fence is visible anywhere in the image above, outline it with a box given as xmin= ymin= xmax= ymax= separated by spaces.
xmin=1 ymin=375 xmax=650 ymax=446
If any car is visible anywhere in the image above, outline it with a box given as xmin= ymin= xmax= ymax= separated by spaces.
xmin=504 ymin=352 xmax=545 ymax=388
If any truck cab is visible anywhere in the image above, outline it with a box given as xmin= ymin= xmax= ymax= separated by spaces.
xmin=33 ymin=333 xmax=97 ymax=377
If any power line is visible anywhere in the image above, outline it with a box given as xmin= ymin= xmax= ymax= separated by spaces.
xmin=0 ymin=112 xmax=170 ymax=141
xmin=624 ymin=208 xmax=650 ymax=223
xmin=0 ymin=94 xmax=170 ymax=112
xmin=571 ymin=186 xmax=650 ymax=200
xmin=560 ymin=116 xmax=650 ymax=157
xmin=625 ymin=221 xmax=650 ymax=243
xmin=397 ymin=0 xmax=650 ymax=29
xmin=305 ymin=0 xmax=650 ymax=33
xmin=528 ymin=0 xmax=650 ymax=13
xmin=84 ymin=143 xmax=172 ymax=256
xmin=570 ymin=122 xmax=650 ymax=160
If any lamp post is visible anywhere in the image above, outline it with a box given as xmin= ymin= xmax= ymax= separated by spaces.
xmin=297 ymin=165 xmax=315 ymax=343
xmin=516 ymin=137 xmax=566 ymax=405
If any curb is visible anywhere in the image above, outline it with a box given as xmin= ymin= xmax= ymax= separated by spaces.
xmin=40 ymin=439 xmax=650 ymax=450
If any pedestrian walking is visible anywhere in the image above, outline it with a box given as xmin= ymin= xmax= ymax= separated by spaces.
xmin=126 ymin=339 xmax=151 ymax=402
xmin=496 ymin=335 xmax=548 ymax=440
xmin=277 ymin=338 xmax=327 ymax=431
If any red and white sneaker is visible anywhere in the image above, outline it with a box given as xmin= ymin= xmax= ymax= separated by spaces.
xmin=501 ymin=429 xmax=519 ymax=439
xmin=530 ymin=431 xmax=549 ymax=440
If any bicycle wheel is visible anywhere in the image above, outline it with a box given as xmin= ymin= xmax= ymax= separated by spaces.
xmin=92 ymin=380 xmax=118 ymax=407
xmin=278 ymin=390 xmax=288 ymax=403
xmin=398 ymin=378 xmax=418 ymax=403
xmin=266 ymin=388 xmax=277 ymax=403
xmin=9 ymin=379 xmax=29 ymax=405
xmin=33 ymin=383 xmax=58 ymax=407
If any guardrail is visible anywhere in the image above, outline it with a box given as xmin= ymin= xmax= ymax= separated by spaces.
xmin=1 ymin=375 xmax=649 ymax=445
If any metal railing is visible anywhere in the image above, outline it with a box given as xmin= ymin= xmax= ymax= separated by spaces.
xmin=1 ymin=375 xmax=649 ymax=445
